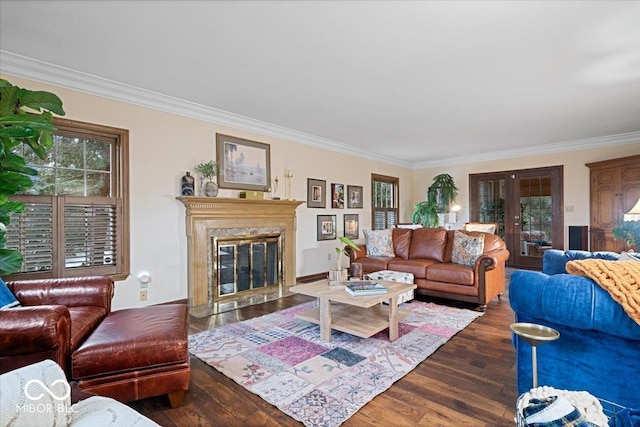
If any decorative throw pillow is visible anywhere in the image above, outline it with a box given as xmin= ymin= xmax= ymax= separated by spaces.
xmin=451 ymin=231 xmax=485 ymax=267
xmin=0 ymin=278 xmax=20 ymax=310
xmin=363 ymin=229 xmax=395 ymax=257
xmin=619 ymin=251 xmax=640 ymax=262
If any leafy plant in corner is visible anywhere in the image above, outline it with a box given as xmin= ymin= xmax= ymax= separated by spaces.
xmin=412 ymin=173 xmax=458 ymax=227
xmin=195 ymin=160 xmax=218 ymax=182
xmin=0 ymin=79 xmax=65 ymax=275
xmin=335 ymin=236 xmax=360 ymax=271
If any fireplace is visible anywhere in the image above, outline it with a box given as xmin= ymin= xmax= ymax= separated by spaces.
xmin=214 ymin=232 xmax=282 ymax=298
xmin=178 ymin=197 xmax=303 ymax=316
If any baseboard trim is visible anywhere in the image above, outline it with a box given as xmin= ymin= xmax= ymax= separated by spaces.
xmin=296 ymin=273 xmax=328 ymax=283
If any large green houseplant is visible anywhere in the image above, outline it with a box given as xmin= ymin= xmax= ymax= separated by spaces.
xmin=411 ymin=173 xmax=458 ymax=227
xmin=0 ymin=79 xmax=65 ymax=275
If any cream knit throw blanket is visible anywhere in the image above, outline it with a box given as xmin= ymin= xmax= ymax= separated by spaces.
xmin=566 ymin=259 xmax=640 ymax=326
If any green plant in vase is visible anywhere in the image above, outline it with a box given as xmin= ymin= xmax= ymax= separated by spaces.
xmin=329 ymin=236 xmax=360 ymax=283
xmin=0 ymin=79 xmax=65 ymax=275
xmin=195 ymin=160 xmax=218 ymax=197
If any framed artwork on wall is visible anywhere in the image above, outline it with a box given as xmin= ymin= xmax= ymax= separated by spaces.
xmin=216 ymin=134 xmax=271 ymax=192
xmin=331 ymin=183 xmax=344 ymax=208
xmin=317 ymin=215 xmax=337 ymax=241
xmin=347 ymin=185 xmax=363 ymax=208
xmin=344 ymin=214 xmax=359 ymax=239
xmin=307 ymin=178 xmax=326 ymax=208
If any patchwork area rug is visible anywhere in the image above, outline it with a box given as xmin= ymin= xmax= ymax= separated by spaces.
xmin=189 ymin=300 xmax=483 ymax=427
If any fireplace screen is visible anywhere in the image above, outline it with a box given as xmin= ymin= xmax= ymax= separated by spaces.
xmin=214 ymin=233 xmax=282 ymax=298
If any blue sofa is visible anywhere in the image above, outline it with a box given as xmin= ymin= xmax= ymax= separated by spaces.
xmin=510 ymin=249 xmax=640 ymax=408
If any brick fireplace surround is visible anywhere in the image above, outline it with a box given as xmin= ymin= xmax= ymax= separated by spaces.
xmin=177 ymin=197 xmax=303 ymax=316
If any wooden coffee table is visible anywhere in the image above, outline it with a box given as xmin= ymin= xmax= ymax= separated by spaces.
xmin=290 ymin=280 xmax=417 ymax=342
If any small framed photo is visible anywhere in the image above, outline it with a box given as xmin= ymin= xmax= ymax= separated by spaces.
xmin=216 ymin=134 xmax=271 ymax=192
xmin=344 ymin=214 xmax=359 ymax=239
xmin=307 ymin=178 xmax=326 ymax=208
xmin=317 ymin=215 xmax=337 ymax=241
xmin=347 ymin=185 xmax=363 ymax=208
xmin=331 ymin=183 xmax=344 ymax=208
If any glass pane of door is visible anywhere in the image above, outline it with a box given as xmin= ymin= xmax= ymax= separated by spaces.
xmin=477 ymin=178 xmax=506 ymax=238
xmin=218 ymin=245 xmax=235 ymax=295
xmin=252 ymin=242 xmax=265 ymax=288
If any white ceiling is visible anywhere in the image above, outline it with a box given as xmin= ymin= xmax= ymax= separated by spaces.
xmin=1 ymin=1 xmax=639 ymax=168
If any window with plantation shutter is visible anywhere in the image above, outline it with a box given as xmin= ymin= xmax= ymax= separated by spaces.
xmin=4 ymin=118 xmax=129 ymax=281
xmin=371 ymin=174 xmax=399 ymax=230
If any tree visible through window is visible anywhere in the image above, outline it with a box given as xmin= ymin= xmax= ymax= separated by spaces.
xmin=371 ymin=174 xmax=399 ymax=230
xmin=5 ymin=118 xmax=130 ymax=280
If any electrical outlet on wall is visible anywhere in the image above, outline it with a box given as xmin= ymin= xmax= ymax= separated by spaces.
xmin=139 ymin=290 xmax=148 ymax=301
xmin=327 ymin=253 xmax=331 ymax=260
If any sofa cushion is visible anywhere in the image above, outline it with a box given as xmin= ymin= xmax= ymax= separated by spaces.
xmin=427 ymin=263 xmax=475 ymax=285
xmin=358 ymin=256 xmax=395 ymax=273
xmin=364 ymin=229 xmax=395 ymax=257
xmin=408 ymin=228 xmax=447 ymax=262
xmin=451 ymin=231 xmax=484 ymax=267
xmin=387 ymin=258 xmax=438 ymax=279
xmin=69 ymin=306 xmax=108 ymax=352
xmin=392 ymin=228 xmax=412 ymax=259
xmin=72 ymin=304 xmax=189 ymax=379
xmin=543 ymin=249 xmax=620 ymax=275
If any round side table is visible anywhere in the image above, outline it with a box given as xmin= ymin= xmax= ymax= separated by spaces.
xmin=510 ymin=322 xmax=560 ymax=388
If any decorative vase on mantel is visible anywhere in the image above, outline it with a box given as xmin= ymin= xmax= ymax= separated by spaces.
xmin=204 ymin=180 xmax=219 ymax=197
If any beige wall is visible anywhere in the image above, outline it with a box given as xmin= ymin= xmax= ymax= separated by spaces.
xmin=412 ymin=143 xmax=640 ymax=245
xmin=2 ymin=75 xmax=413 ymax=310
xmin=5 ymin=75 xmax=639 ymax=310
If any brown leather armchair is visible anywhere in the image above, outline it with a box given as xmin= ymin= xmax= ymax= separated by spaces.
xmin=0 ymin=276 xmax=114 ymax=376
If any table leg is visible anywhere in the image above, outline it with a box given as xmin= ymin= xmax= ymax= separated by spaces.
xmin=319 ymin=297 xmax=331 ymax=342
xmin=388 ymin=295 xmax=399 ymax=341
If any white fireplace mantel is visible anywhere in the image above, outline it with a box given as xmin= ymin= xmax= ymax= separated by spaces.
xmin=177 ymin=197 xmax=304 ymax=307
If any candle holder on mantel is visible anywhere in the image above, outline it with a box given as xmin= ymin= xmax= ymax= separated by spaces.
xmin=271 ymin=176 xmax=280 ymax=200
xmin=285 ymin=169 xmax=294 ymax=200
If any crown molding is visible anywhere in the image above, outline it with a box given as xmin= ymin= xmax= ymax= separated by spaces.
xmin=0 ymin=50 xmax=413 ymax=169
xmin=2 ymin=50 xmax=637 ymax=171
xmin=413 ymin=131 xmax=640 ymax=169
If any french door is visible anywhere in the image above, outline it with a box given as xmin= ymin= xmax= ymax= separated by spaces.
xmin=470 ymin=166 xmax=564 ymax=269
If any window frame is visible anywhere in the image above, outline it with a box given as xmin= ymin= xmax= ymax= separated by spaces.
xmin=5 ymin=117 xmax=130 ymax=281
xmin=371 ymin=173 xmax=399 ymax=230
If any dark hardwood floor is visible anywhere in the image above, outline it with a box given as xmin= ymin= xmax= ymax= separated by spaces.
xmin=129 ymin=281 xmax=518 ymax=426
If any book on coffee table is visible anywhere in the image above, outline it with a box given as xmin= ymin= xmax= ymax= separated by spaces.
xmin=344 ymin=281 xmax=388 ymax=296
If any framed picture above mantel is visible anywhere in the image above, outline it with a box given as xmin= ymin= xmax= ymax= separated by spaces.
xmin=216 ymin=134 xmax=271 ymax=192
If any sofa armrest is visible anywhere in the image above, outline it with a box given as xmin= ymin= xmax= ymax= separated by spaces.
xmin=345 ymin=245 xmax=367 ymax=261
xmin=8 ymin=276 xmax=114 ymax=311
xmin=0 ymin=306 xmax=71 ymax=356
xmin=475 ymin=248 xmax=510 ymax=271
xmin=509 ymin=270 xmax=640 ymax=341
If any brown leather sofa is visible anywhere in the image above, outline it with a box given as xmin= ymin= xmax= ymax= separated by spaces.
xmin=346 ymin=228 xmax=510 ymax=309
xmin=0 ymin=276 xmax=190 ymax=407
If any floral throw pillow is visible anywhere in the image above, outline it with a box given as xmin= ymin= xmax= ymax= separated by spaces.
xmin=364 ymin=229 xmax=395 ymax=257
xmin=451 ymin=231 xmax=485 ymax=267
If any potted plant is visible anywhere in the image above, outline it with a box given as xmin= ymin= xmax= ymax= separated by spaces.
xmin=329 ymin=236 xmax=360 ymax=283
xmin=613 ymin=220 xmax=640 ymax=251
xmin=411 ymin=200 xmax=439 ymax=227
xmin=0 ymin=79 xmax=65 ymax=275
xmin=411 ymin=173 xmax=458 ymax=227
xmin=195 ymin=160 xmax=218 ymax=197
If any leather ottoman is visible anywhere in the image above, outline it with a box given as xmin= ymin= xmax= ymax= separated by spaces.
xmin=72 ymin=304 xmax=190 ymax=407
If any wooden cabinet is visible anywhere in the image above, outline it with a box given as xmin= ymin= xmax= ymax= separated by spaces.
xmin=587 ymin=154 xmax=640 ymax=252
